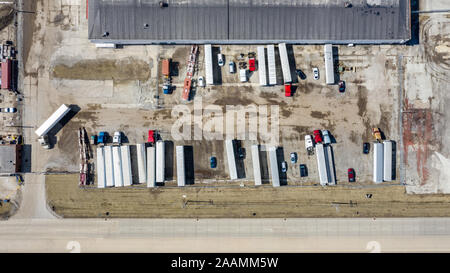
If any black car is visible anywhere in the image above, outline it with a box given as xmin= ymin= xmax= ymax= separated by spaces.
xmin=338 ymin=81 xmax=346 ymax=92
xmin=210 ymin=156 xmax=217 ymax=168
xmin=299 ymin=164 xmax=308 ymax=177
xmin=363 ymin=142 xmax=370 ymax=154
xmin=296 ymin=69 xmax=306 ymax=80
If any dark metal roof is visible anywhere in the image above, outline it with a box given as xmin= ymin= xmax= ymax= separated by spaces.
xmin=88 ymin=0 xmax=411 ymax=44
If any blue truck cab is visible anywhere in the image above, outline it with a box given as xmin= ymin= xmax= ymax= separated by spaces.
xmin=98 ymin=132 xmax=106 ymax=144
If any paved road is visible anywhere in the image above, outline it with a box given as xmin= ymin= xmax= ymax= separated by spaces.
xmin=2 ymin=218 xmax=450 ymax=252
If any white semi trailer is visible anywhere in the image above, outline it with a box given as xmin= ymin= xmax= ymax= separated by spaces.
xmin=251 ymin=144 xmax=262 ymax=186
xmin=204 ymin=44 xmax=214 ymax=85
xmin=315 ymin=144 xmax=329 ymax=186
xmin=121 ymin=145 xmax=133 ymax=186
xmin=104 ymin=145 xmax=114 ymax=187
xmin=225 ymin=139 xmax=238 ymax=180
xmin=176 ymin=146 xmax=186 ymax=187
xmin=383 ymin=140 xmax=393 ymax=181
xmin=35 ymin=104 xmax=71 ymax=137
xmin=278 ymin=43 xmax=292 ymax=83
xmin=267 ymin=45 xmax=277 ymax=85
xmin=324 ymin=44 xmax=335 ymax=85
xmin=257 ymin=46 xmax=267 ymax=86
xmin=147 ymin=146 xmax=156 ymax=188
xmin=136 ymin=143 xmax=147 ymax=183
xmin=373 ymin=142 xmax=384 ymax=183
xmin=156 ymin=141 xmax=165 ymax=183
xmin=112 ymin=146 xmax=123 ymax=187
xmin=96 ymin=147 xmax=106 ymax=188
xmin=268 ymin=146 xmax=280 ymax=187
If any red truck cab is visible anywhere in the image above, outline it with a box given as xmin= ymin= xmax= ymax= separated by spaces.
xmin=248 ymin=58 xmax=256 ymax=72
xmin=284 ymin=84 xmax=292 ymax=97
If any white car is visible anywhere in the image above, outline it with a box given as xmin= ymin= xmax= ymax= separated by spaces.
xmin=198 ymin=76 xmax=205 ymax=87
xmin=313 ymin=67 xmax=319 ymax=80
xmin=113 ymin=131 xmax=122 ymax=145
xmin=322 ymin=130 xmax=331 ymax=144
xmin=305 ymin=135 xmax=314 ymax=150
xmin=229 ymin=61 xmax=235 ymax=73
xmin=217 ymin=53 xmax=224 ymax=66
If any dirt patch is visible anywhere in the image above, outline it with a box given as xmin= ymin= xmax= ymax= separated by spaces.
xmin=213 ymin=88 xmax=255 ymax=106
xmin=46 ymin=174 xmax=450 ymax=218
xmin=292 ymin=125 xmax=310 ymax=136
xmin=357 ymin=86 xmax=368 ymax=117
xmin=310 ymin=111 xmax=330 ymax=119
xmin=51 ymin=58 xmax=151 ymax=81
xmin=349 ymin=131 xmax=359 ymax=144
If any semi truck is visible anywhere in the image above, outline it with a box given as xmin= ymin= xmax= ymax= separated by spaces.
xmin=35 ymin=104 xmax=71 ymax=137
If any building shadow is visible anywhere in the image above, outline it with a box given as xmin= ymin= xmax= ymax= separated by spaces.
xmin=332 ymin=46 xmax=340 ymax=83
xmin=274 ymin=46 xmax=283 ymax=85
xmin=259 ymin=145 xmax=270 ymax=184
xmin=128 ymin=144 xmax=140 ymax=184
xmin=211 ymin=46 xmax=222 ymax=85
xmin=276 ymin=147 xmax=287 ymax=186
xmin=391 ymin=140 xmax=397 ymax=180
xmin=407 ymin=0 xmax=419 ymax=45
xmin=286 ymin=44 xmax=298 ymax=84
xmin=184 ymin=145 xmax=195 ymax=185
xmin=234 ymin=140 xmax=246 ymax=179
xmin=327 ymin=145 xmax=337 ymax=184
xmin=20 ymin=144 xmax=32 ymax=173
xmin=164 ymin=140 xmax=174 ymax=181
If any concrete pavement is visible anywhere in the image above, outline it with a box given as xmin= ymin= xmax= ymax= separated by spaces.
xmin=2 ymin=218 xmax=450 ymax=252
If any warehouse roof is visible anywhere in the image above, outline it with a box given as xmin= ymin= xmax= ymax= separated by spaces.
xmin=88 ymin=0 xmax=411 ymax=44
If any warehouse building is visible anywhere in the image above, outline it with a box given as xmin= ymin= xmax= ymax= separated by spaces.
xmin=88 ymin=0 xmax=411 ymax=45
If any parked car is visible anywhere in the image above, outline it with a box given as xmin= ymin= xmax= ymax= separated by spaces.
xmin=363 ymin=142 xmax=370 ymax=154
xmin=348 ymin=168 xmax=356 ymax=182
xmin=299 ymin=164 xmax=308 ymax=177
xmin=210 ymin=156 xmax=217 ymax=168
xmin=313 ymin=130 xmax=323 ymax=143
xmin=90 ymin=135 xmax=97 ymax=145
xmin=229 ymin=61 xmax=235 ymax=73
xmin=248 ymin=58 xmax=256 ymax=72
xmin=290 ymin=152 xmax=297 ymax=164
xmin=313 ymin=67 xmax=319 ymax=80
xmin=322 ymin=130 xmax=331 ymax=144
xmin=339 ymin=81 xmax=346 ymax=92
xmin=113 ymin=131 xmax=122 ymax=145
xmin=148 ymin=130 xmax=155 ymax=144
xmin=296 ymin=69 xmax=306 ymax=80
xmin=198 ymin=76 xmax=205 ymax=87
xmin=305 ymin=135 xmax=314 ymax=154
xmin=281 ymin=161 xmax=287 ymax=172
xmin=237 ymin=147 xmax=245 ymax=159
xmin=217 ymin=53 xmax=224 ymax=66
xmin=4 ymin=108 xmax=16 ymax=113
